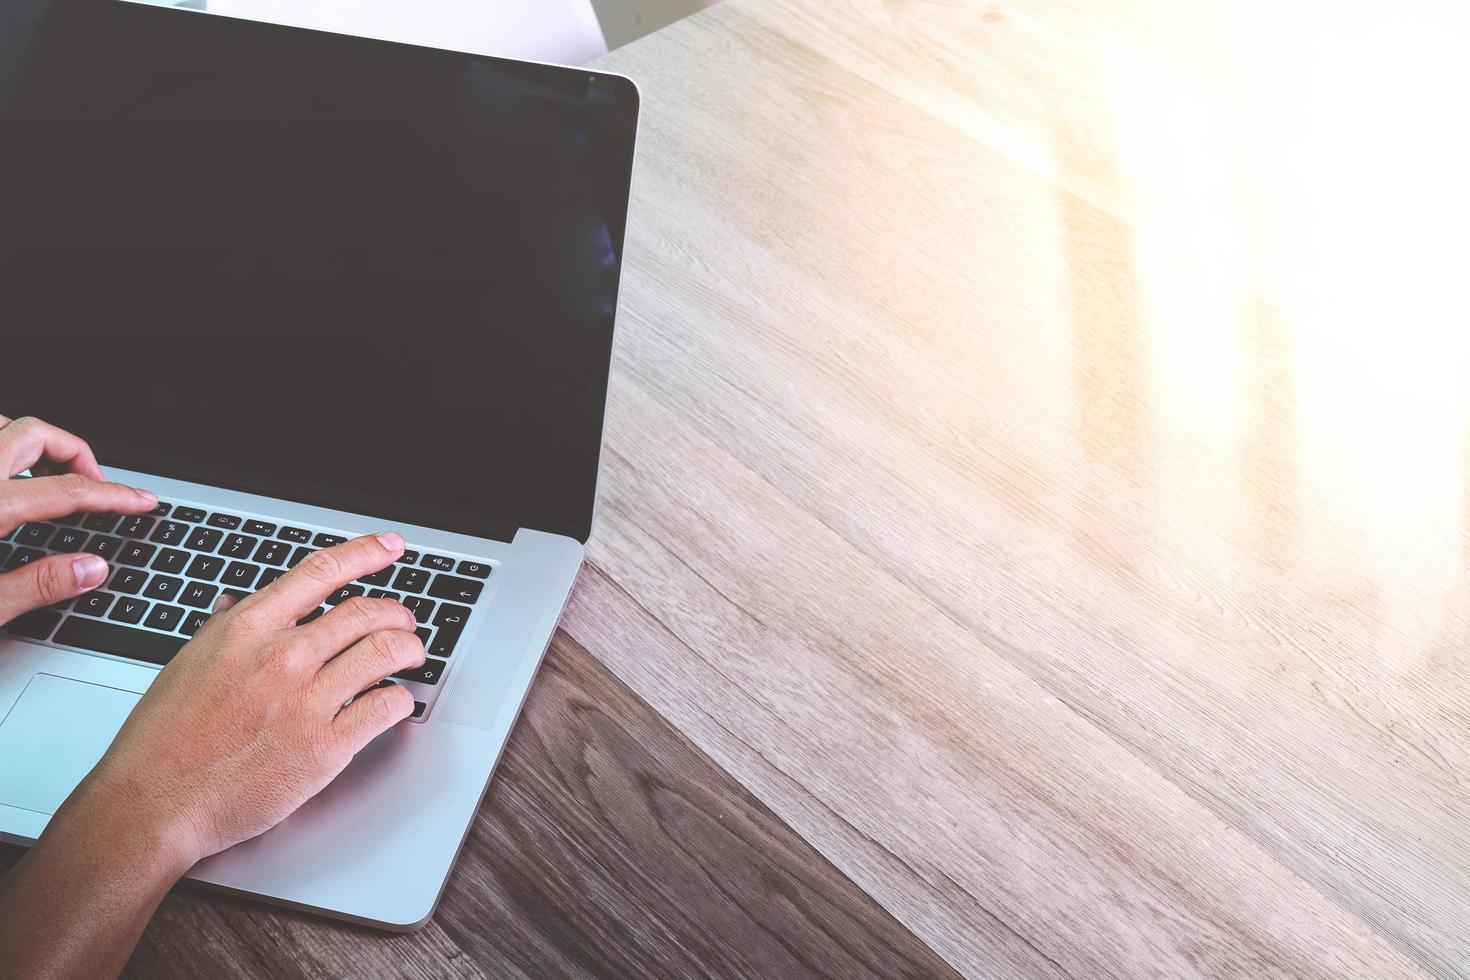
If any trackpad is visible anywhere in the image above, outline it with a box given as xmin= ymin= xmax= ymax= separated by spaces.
xmin=0 ymin=674 xmax=138 ymax=815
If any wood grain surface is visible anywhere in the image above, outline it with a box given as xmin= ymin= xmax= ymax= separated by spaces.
xmin=10 ymin=0 xmax=1470 ymax=976
xmin=562 ymin=0 xmax=1469 ymax=976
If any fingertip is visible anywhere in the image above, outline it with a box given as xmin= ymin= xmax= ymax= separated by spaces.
xmin=133 ymin=487 xmax=158 ymax=508
xmin=374 ymin=531 xmax=404 ymax=553
xmin=72 ymin=553 xmax=108 ymax=590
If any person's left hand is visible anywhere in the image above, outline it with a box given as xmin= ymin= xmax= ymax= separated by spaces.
xmin=0 ymin=415 xmax=158 ymax=626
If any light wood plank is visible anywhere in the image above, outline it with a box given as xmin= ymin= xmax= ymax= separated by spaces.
xmin=584 ymin=0 xmax=1470 ymax=974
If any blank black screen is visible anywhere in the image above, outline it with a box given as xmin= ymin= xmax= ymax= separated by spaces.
xmin=0 ymin=0 xmax=638 ymax=542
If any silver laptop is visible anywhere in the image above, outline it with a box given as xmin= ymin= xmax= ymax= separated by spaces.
xmin=0 ymin=0 xmax=638 ymax=929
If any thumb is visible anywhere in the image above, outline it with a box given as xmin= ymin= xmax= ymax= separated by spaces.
xmin=0 ymin=553 xmax=109 ymax=624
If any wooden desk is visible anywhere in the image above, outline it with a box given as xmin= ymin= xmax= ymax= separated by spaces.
xmin=7 ymin=0 xmax=1468 ymax=974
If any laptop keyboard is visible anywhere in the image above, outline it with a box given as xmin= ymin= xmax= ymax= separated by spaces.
xmin=0 ymin=497 xmax=495 ymax=722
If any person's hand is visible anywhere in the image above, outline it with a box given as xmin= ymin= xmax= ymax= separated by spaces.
xmin=0 ymin=415 xmax=158 ymax=626
xmin=0 ymin=531 xmax=427 ymax=979
xmin=71 ymin=532 xmax=426 ymax=869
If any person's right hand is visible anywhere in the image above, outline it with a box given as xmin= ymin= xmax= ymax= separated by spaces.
xmin=0 ymin=415 xmax=158 ymax=627
xmin=0 ymin=533 xmax=428 ymax=980
xmin=66 ymin=532 xmax=427 ymax=870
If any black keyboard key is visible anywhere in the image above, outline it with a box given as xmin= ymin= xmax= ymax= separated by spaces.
xmin=181 ymin=610 xmax=210 ymax=636
xmin=4 ymin=547 xmax=43 ymax=570
xmin=219 ymin=533 xmax=257 ymax=559
xmin=151 ymin=548 xmax=190 ymax=575
xmin=359 ymin=566 xmax=393 ymax=587
xmin=55 ymin=616 xmax=184 ymax=665
xmin=427 ymin=574 xmax=483 ymax=605
xmin=117 ymin=515 xmax=155 ymax=539
xmin=221 ymin=562 xmax=259 ymax=590
xmin=0 ymin=543 xmax=10 ymax=564
xmin=394 ymin=658 xmax=447 ymax=685
xmin=298 ymin=606 xmax=326 ymax=625
xmin=3 ymin=608 xmax=61 ymax=640
xmin=456 ymin=560 xmax=491 ymax=579
xmin=392 ymin=567 xmax=430 ymax=593
xmin=278 ymin=526 xmax=312 ymax=543
xmin=144 ymin=604 xmax=186 ymax=632
xmin=15 ymin=523 xmax=55 ymax=548
xmin=110 ymin=568 xmax=148 ymax=594
xmin=184 ymin=526 xmax=223 ymax=552
xmin=75 ymin=592 xmax=115 ymax=617
xmin=143 ymin=575 xmax=184 ymax=602
xmin=174 ymin=507 xmax=207 ymax=523
xmin=151 ymin=501 xmax=172 ymax=517
xmin=107 ymin=597 xmax=150 ymax=624
xmin=149 ymin=520 xmax=188 ymax=546
xmin=402 ymin=595 xmax=435 ymax=623
xmin=223 ymin=588 xmax=250 ymax=602
xmin=397 ymin=550 xmax=420 ymax=565
xmin=367 ymin=589 xmax=401 ymax=601
xmin=48 ymin=598 xmax=74 ymax=613
xmin=52 ymin=513 xmax=84 ymax=527
xmin=412 ymin=701 xmax=426 ymax=719
xmin=434 ymin=604 xmax=471 ymax=629
xmin=244 ymin=520 xmax=277 ymax=536
xmin=185 ymin=554 xmax=225 ymax=581
xmin=257 ymin=567 xmax=285 ymax=590
xmin=180 ymin=582 xmax=219 ymax=609
xmin=117 ymin=541 xmax=156 ymax=567
xmin=207 ymin=512 xmax=242 ymax=529
xmin=313 ymin=532 xmax=346 ymax=548
xmin=50 ymin=527 xmax=89 ymax=553
xmin=82 ymin=512 xmax=121 ymax=533
xmin=326 ymin=584 xmax=364 ymax=605
xmin=421 ymin=554 xmax=455 ymax=571
xmin=415 ymin=626 xmax=432 ymax=646
xmin=84 ymin=535 xmax=122 ymax=561
xmin=254 ymin=540 xmax=290 ymax=566
xmin=288 ymin=546 xmax=314 ymax=568
xmin=428 ymin=621 xmax=463 ymax=659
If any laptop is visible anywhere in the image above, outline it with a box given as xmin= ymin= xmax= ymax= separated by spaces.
xmin=0 ymin=0 xmax=638 ymax=929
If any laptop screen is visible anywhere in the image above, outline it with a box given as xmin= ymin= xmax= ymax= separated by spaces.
xmin=0 ymin=0 xmax=639 ymax=543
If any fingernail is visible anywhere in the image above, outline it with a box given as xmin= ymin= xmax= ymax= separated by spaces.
xmin=72 ymin=554 xmax=108 ymax=589
xmin=134 ymin=488 xmax=158 ymax=506
xmin=376 ymin=532 xmax=404 ymax=552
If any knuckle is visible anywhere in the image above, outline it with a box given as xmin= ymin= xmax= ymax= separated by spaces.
xmin=365 ymin=688 xmax=408 ymax=727
xmin=338 ymin=596 xmax=378 ymax=627
xmin=57 ymin=472 xmax=89 ymax=500
xmin=263 ymin=642 xmax=299 ymax=676
xmin=365 ymin=630 xmax=400 ymax=667
xmin=33 ymin=559 xmax=73 ymax=601
xmin=301 ymin=550 xmax=345 ymax=585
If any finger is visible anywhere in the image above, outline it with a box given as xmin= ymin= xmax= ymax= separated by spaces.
xmin=241 ymin=533 xmax=404 ymax=623
xmin=334 ymin=681 xmax=416 ymax=753
xmin=0 ymin=553 xmax=109 ymax=624
xmin=318 ymin=628 xmax=424 ymax=703
xmin=0 ymin=416 xmax=12 ymax=429
xmin=300 ymin=597 xmax=417 ymax=662
xmin=0 ymin=474 xmax=156 ymax=535
xmin=0 ymin=417 xmax=104 ymax=479
xmin=212 ymin=594 xmax=238 ymax=614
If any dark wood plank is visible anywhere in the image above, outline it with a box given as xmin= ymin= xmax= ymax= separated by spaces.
xmin=1 ymin=631 xmax=956 ymax=978
xmin=434 ymin=630 xmax=958 ymax=979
